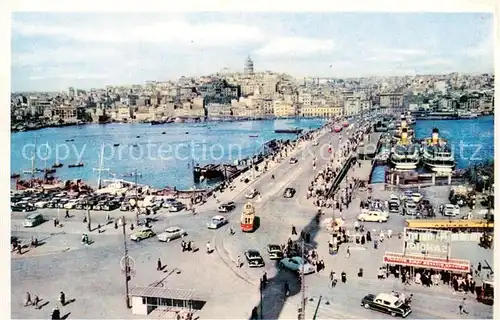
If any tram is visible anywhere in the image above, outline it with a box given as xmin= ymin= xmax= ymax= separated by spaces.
xmin=241 ymin=202 xmax=256 ymax=232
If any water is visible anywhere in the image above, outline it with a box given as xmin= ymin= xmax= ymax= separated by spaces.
xmin=11 ymin=118 xmax=325 ymax=189
xmin=370 ymin=115 xmax=494 ymax=184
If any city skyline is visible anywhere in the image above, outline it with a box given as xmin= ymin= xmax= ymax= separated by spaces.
xmin=12 ymin=12 xmax=494 ymax=92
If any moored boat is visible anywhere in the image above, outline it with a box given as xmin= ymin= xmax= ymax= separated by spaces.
xmin=52 ymin=162 xmax=63 ymax=168
xmin=11 ymin=173 xmax=20 ymax=179
xmin=68 ymin=162 xmax=84 ymax=168
xmin=421 ymin=128 xmax=455 ymax=173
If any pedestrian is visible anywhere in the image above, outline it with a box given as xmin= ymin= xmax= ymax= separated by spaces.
xmin=33 ymin=294 xmax=40 ymax=308
xmin=346 ymin=246 xmax=351 ymax=258
xmin=237 ymin=255 xmax=243 ymax=268
xmin=341 ymin=271 xmax=347 ymax=283
xmin=330 ymin=270 xmax=335 ymax=281
xmin=477 ymin=262 xmax=482 ymax=272
xmin=374 ymin=239 xmax=378 ymax=250
xmin=157 ymin=258 xmax=162 ymax=271
xmin=291 ymin=225 xmax=297 ymax=235
xmin=187 ymin=241 xmax=192 ymax=251
xmin=262 ymin=272 xmax=268 ymax=288
xmin=284 ymin=281 xmax=290 ymax=296
xmin=58 ymin=291 xmax=65 ymax=306
xmin=331 ymin=272 xmax=338 ymax=287
xmin=361 ymin=234 xmax=366 ymax=245
xmin=17 ymin=245 xmax=22 ymax=255
xmin=206 ymin=241 xmax=211 ymax=254
xmin=459 ymin=298 xmax=469 ymax=314
xmin=24 ymin=292 xmax=32 ymax=306
xmin=305 ymin=232 xmax=311 ymax=243
xmin=251 ymin=306 xmax=259 ymax=319
xmin=181 ymin=240 xmax=186 ymax=252
xmin=51 ymin=307 xmax=60 ymax=320
xmin=65 ymin=209 xmax=70 ymax=218
xmin=366 ymin=230 xmax=371 ymax=242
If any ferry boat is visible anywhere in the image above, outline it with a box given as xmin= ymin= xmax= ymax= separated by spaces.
xmin=422 ymin=128 xmax=456 ymax=173
xmin=390 ymin=126 xmax=420 ymax=170
xmin=457 ymin=110 xmax=478 ymax=119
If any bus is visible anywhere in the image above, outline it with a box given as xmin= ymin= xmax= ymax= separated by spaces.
xmin=405 ymin=219 xmax=493 ymax=233
xmin=241 ymin=202 xmax=256 ymax=232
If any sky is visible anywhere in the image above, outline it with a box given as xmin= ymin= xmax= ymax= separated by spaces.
xmin=11 ymin=12 xmax=494 ymax=92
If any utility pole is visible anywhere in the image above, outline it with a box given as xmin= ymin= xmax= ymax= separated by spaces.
xmin=120 ymin=216 xmax=132 ymax=308
xmin=93 ymin=144 xmax=109 ymax=190
xmin=312 ymin=295 xmax=322 ymax=320
xmin=300 ymin=238 xmax=306 ymax=320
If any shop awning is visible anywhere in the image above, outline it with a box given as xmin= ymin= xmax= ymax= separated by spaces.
xmin=383 ymin=252 xmax=470 ymax=273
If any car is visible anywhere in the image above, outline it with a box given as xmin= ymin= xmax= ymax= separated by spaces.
xmin=217 ymin=202 xmax=236 ymax=213
xmin=245 ymin=189 xmax=259 ymax=199
xmin=120 ymin=202 xmax=132 ymax=211
xmin=157 ymin=226 xmax=187 ymax=242
xmin=283 ymin=187 xmax=296 ymax=198
xmin=267 ymin=244 xmax=284 ymax=260
xmin=360 ymin=293 xmax=412 ymax=318
xmin=162 ymin=198 xmax=178 ymax=208
xmin=443 ymin=204 xmax=460 ymax=216
xmin=312 ymin=141 xmax=319 ymax=146
xmin=34 ymin=200 xmax=50 ymax=208
xmin=245 ymin=250 xmax=265 ymax=268
xmin=400 ymin=190 xmax=414 ymax=201
xmin=357 ymin=211 xmax=388 ymax=223
xmin=289 ymin=157 xmax=298 ymax=164
xmin=207 ymin=215 xmax=228 ymax=229
xmin=279 ymin=256 xmax=315 ymax=274
xmin=388 ymin=200 xmax=400 ymax=213
xmin=403 ymin=201 xmax=417 ymax=216
xmin=168 ymin=202 xmax=185 ymax=212
xmin=64 ymin=199 xmax=80 ymax=209
xmin=12 ymin=202 xmax=36 ymax=212
xmin=411 ymin=192 xmax=423 ymax=203
xmin=130 ymin=228 xmax=155 ymax=241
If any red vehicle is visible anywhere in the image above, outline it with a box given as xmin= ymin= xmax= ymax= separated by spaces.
xmin=342 ymin=121 xmax=349 ymax=127
xmin=241 ymin=202 xmax=256 ymax=232
xmin=333 ymin=125 xmax=342 ymax=133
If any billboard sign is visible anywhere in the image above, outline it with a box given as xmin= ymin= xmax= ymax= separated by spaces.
xmin=403 ymin=227 xmax=452 ymax=258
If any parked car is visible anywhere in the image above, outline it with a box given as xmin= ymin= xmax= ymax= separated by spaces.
xmin=283 ymin=187 xmax=296 ymax=198
xmin=102 ymin=201 xmax=120 ymax=211
xmin=279 ymin=256 xmax=315 ymax=274
xmin=312 ymin=141 xmax=319 ymax=146
xmin=168 ymin=202 xmax=185 ymax=212
xmin=289 ymin=157 xmax=298 ymax=164
xmin=120 ymin=202 xmax=132 ymax=211
xmin=34 ymin=200 xmax=50 ymax=208
xmin=388 ymin=200 xmax=400 ymax=213
xmin=130 ymin=228 xmax=156 ymax=241
xmin=245 ymin=189 xmax=259 ymax=199
xmin=400 ymin=190 xmax=414 ymax=201
xmin=217 ymin=202 xmax=236 ymax=213
xmin=64 ymin=199 xmax=80 ymax=209
xmin=360 ymin=293 xmax=412 ymax=318
xmin=357 ymin=211 xmax=388 ymax=223
xmin=207 ymin=215 xmax=228 ymax=229
xmin=267 ymin=244 xmax=284 ymax=260
xmin=162 ymin=198 xmax=178 ymax=208
xmin=443 ymin=204 xmax=460 ymax=216
xmin=245 ymin=250 xmax=265 ymax=268
xmin=157 ymin=226 xmax=187 ymax=242
xmin=12 ymin=201 xmax=36 ymax=212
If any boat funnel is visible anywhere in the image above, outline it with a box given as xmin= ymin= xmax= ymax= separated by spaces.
xmin=401 ymin=127 xmax=408 ymax=144
xmin=401 ymin=120 xmax=407 ymax=129
xmin=432 ymin=128 xmax=439 ymax=145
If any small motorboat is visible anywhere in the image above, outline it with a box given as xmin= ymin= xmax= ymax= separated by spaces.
xmin=162 ymin=132 xmax=166 ymax=134
xmin=68 ymin=162 xmax=84 ymax=168
xmin=136 ymin=136 xmax=141 ymax=138
xmin=249 ymin=135 xmax=259 ymax=138
xmin=44 ymin=168 xmax=56 ymax=174
xmin=113 ymin=143 xmax=120 ymax=147
xmin=132 ymin=144 xmax=139 ymax=147
xmin=52 ymin=162 xmax=63 ymax=168
xmin=65 ymin=139 xmax=75 ymax=142
xmin=10 ymin=173 xmax=20 ymax=179
xmin=185 ymin=131 xmax=189 ymax=134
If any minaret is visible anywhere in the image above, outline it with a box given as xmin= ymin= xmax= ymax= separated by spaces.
xmin=244 ymin=55 xmax=254 ymax=75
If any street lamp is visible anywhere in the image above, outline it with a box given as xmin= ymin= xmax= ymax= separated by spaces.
xmin=119 ymin=216 xmax=132 ymax=309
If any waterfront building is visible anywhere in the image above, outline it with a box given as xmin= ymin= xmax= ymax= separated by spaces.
xmin=273 ymin=101 xmax=296 ymax=118
xmin=300 ymin=105 xmax=342 ymax=118
xmin=52 ymin=104 xmax=81 ymax=122
xmin=111 ymin=105 xmax=133 ymax=122
xmin=206 ymin=103 xmax=233 ymax=119
xmin=379 ymin=92 xmax=404 ymax=113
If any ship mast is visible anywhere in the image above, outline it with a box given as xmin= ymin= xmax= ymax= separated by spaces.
xmin=93 ymin=144 xmax=109 ymax=190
